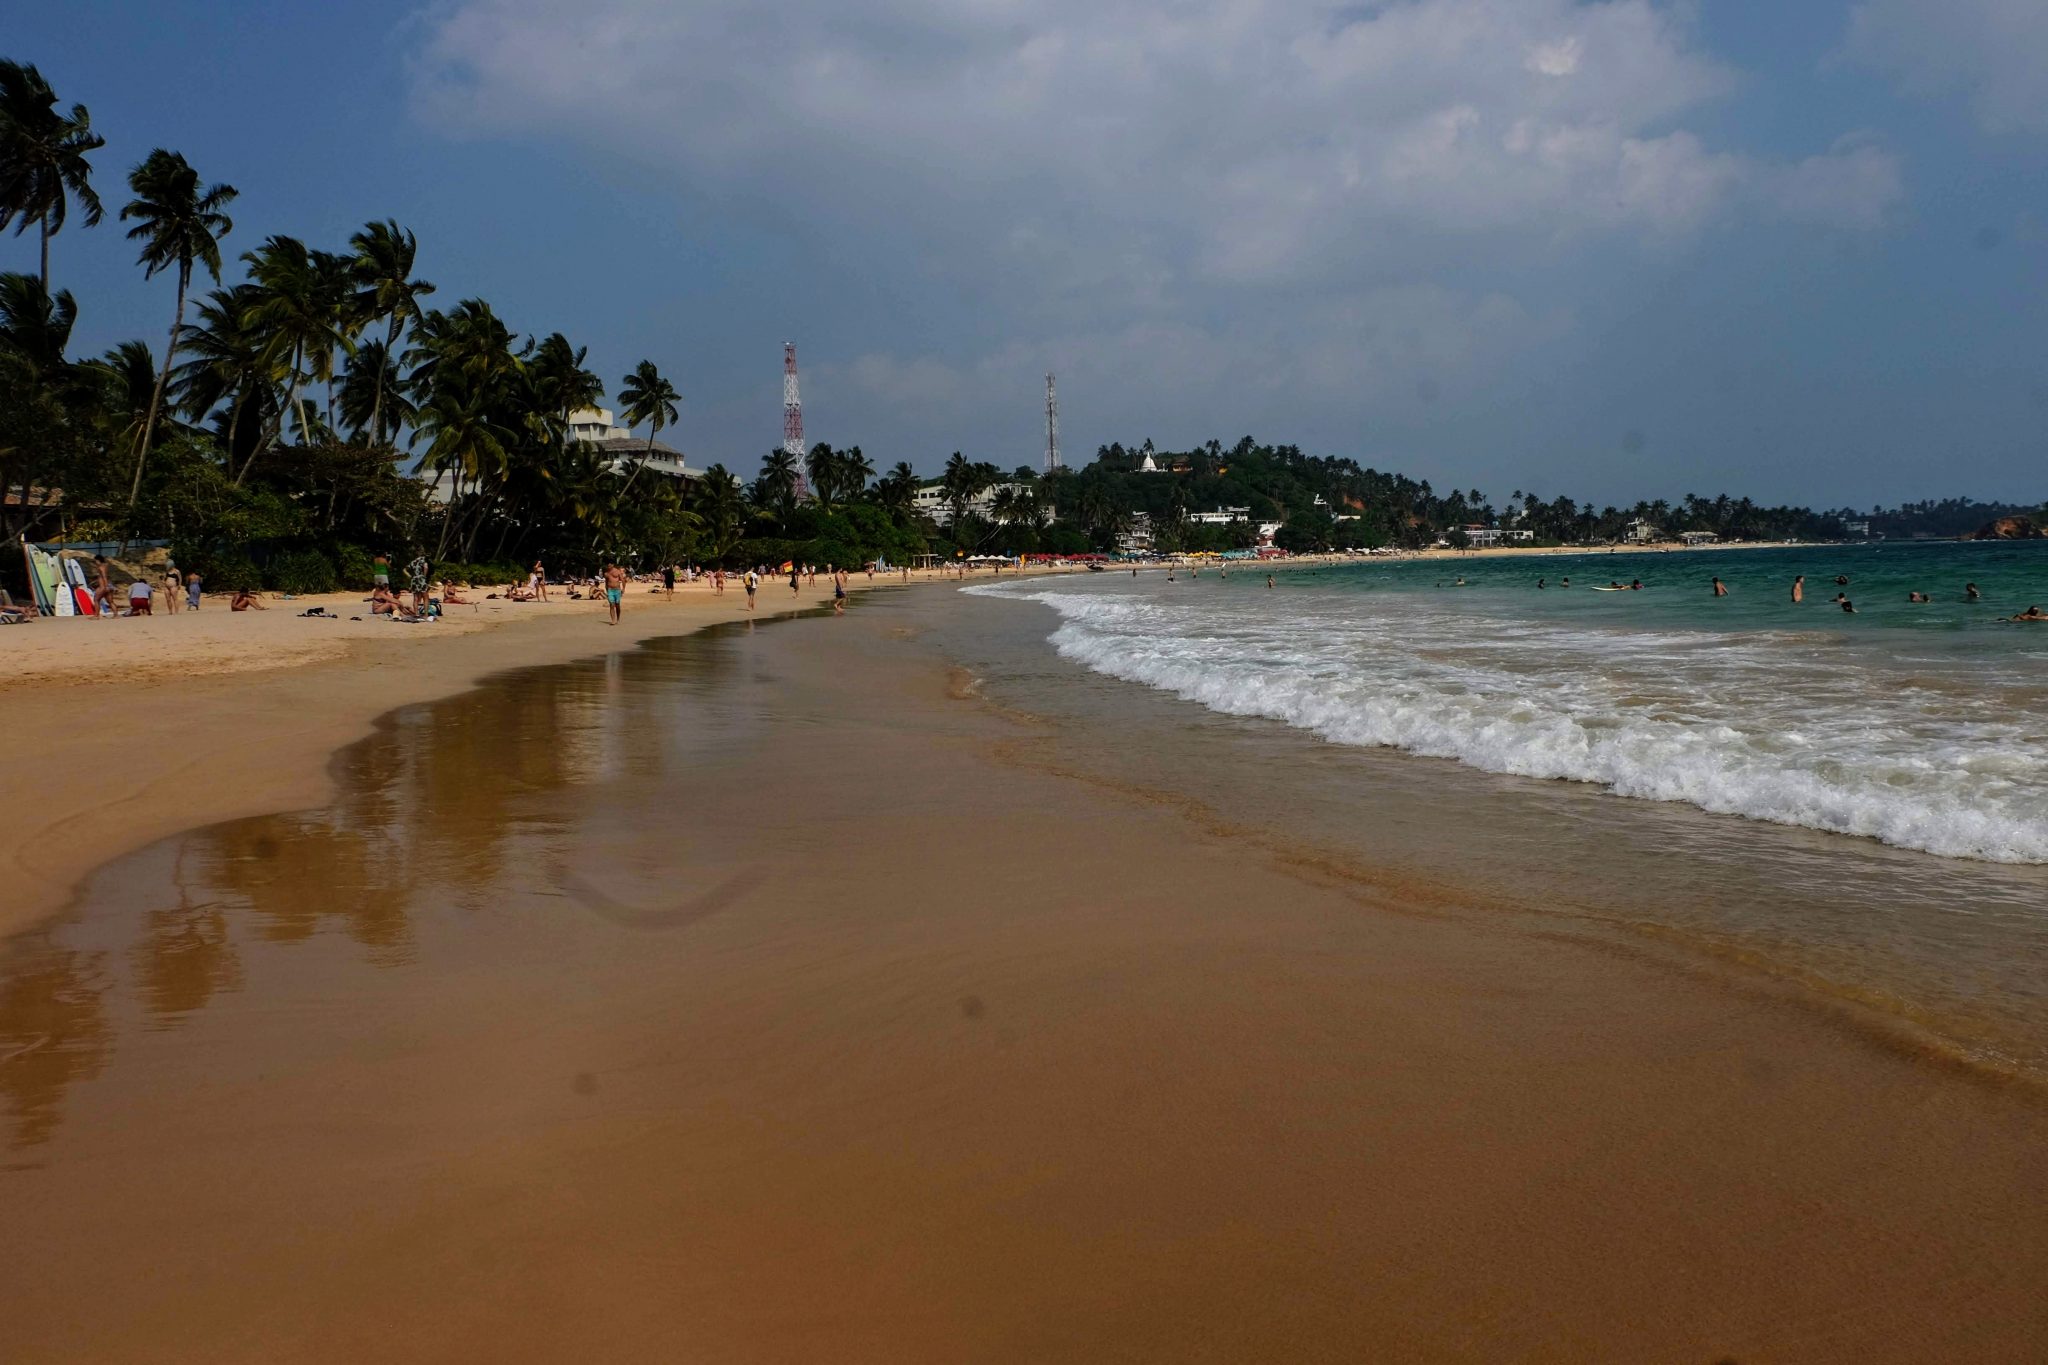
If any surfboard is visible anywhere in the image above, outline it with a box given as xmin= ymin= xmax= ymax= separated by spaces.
xmin=1590 ymin=586 xmax=1629 ymax=592
xmin=62 ymin=557 xmax=98 ymax=616
xmin=25 ymin=545 xmax=67 ymax=615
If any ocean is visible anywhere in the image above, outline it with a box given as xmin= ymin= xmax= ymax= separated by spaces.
xmin=970 ymin=541 xmax=2048 ymax=863
xmin=956 ymin=539 xmax=2048 ymax=1077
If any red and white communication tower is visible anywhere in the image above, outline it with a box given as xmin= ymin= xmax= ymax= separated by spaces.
xmin=783 ymin=342 xmax=811 ymax=499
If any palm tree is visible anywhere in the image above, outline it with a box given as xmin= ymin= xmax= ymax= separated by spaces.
xmin=339 ymin=339 xmax=413 ymax=442
xmin=841 ymin=445 xmax=875 ymax=501
xmin=875 ymin=460 xmax=918 ymax=515
xmin=241 ymin=235 xmax=352 ymax=473
xmin=81 ymin=339 xmax=159 ymax=459
xmin=757 ymin=447 xmax=800 ymax=521
xmin=0 ymin=271 xmax=75 ymax=378
xmin=806 ymin=442 xmax=844 ymax=511
xmin=528 ymin=332 xmax=602 ymax=436
xmin=616 ymin=359 xmax=679 ymax=494
xmin=694 ymin=463 xmax=747 ymax=562
xmin=0 ymin=61 xmax=104 ymax=290
xmin=119 ymin=149 xmax=236 ymax=509
xmin=349 ymin=221 xmax=433 ymax=446
xmin=174 ymin=284 xmax=276 ymax=471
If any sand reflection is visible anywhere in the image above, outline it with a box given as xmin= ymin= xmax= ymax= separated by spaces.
xmin=0 ymin=641 xmax=711 ymax=1150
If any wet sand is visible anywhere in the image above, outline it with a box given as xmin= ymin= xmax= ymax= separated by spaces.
xmin=4 ymin=600 xmax=2047 ymax=1361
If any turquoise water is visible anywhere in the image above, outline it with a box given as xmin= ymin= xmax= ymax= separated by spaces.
xmin=1342 ymin=540 xmax=2048 ymax=639
xmin=974 ymin=540 xmax=2048 ymax=862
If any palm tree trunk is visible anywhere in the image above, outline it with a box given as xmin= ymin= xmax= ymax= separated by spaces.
xmin=39 ymin=219 xmax=50 ymax=292
xmin=617 ymin=426 xmax=656 ymax=497
xmin=368 ymin=316 xmax=399 ymax=448
xmin=127 ymin=267 xmax=189 ymax=513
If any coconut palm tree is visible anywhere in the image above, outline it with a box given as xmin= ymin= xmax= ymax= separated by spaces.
xmin=241 ymin=235 xmax=353 ymax=472
xmin=756 ymin=447 xmax=800 ymax=522
xmin=173 ymin=284 xmax=277 ymax=471
xmin=118 ymin=148 xmax=236 ymax=509
xmin=694 ymin=463 xmax=747 ymax=562
xmin=875 ymin=460 xmax=918 ymax=515
xmin=338 ymin=339 xmax=413 ymax=443
xmin=0 ymin=270 xmax=75 ymax=378
xmin=348 ymin=220 xmax=433 ymax=447
xmin=0 ymin=61 xmax=104 ymax=290
xmin=528 ymin=332 xmax=602 ymax=437
xmin=806 ymin=442 xmax=845 ymax=511
xmin=616 ymin=359 xmax=679 ymax=495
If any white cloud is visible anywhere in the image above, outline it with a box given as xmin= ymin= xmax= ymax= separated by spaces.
xmin=1845 ymin=0 xmax=2048 ymax=135
xmin=403 ymin=0 xmax=1906 ymax=474
xmin=412 ymin=0 xmax=1901 ymax=275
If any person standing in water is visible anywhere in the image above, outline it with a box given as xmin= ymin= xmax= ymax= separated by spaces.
xmin=832 ymin=565 xmax=848 ymax=615
xmin=1967 ymin=583 xmax=1982 ymax=602
xmin=1267 ymin=574 xmax=1275 ymax=589
xmin=743 ymin=568 xmax=758 ymax=611
xmin=1792 ymin=575 xmax=1805 ymax=603
xmin=602 ymin=561 xmax=626 ymax=625
xmin=1712 ymin=576 xmax=1727 ymax=597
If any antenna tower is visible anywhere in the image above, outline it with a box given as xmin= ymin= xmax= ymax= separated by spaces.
xmin=783 ymin=343 xmax=810 ymax=499
xmin=1044 ymin=372 xmax=1062 ymax=475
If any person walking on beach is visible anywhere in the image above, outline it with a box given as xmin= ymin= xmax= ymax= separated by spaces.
xmin=602 ymin=561 xmax=627 ymax=624
xmin=89 ymin=556 xmax=112 ymax=614
xmin=662 ymin=563 xmax=676 ymax=600
xmin=1791 ymin=575 xmax=1804 ymax=603
xmin=1712 ymin=576 xmax=1727 ymax=597
xmin=163 ymin=561 xmax=182 ymax=614
xmin=530 ymin=559 xmax=549 ymax=602
xmin=789 ymin=564 xmax=801 ymax=596
xmin=743 ymin=568 xmax=758 ymax=611
xmin=832 ymin=566 xmax=848 ymax=615
xmin=185 ymin=569 xmax=203 ymax=610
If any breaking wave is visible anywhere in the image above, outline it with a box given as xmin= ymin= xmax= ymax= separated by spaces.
xmin=969 ymin=582 xmax=2048 ymax=864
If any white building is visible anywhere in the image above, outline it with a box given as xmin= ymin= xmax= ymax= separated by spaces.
xmin=912 ymin=481 xmax=1039 ymax=527
xmin=1117 ymin=511 xmax=1154 ymax=555
xmin=1680 ymin=530 xmax=1719 ymax=546
xmin=1187 ymin=505 xmax=1253 ymax=526
xmin=567 ymin=407 xmax=698 ymax=482
xmin=1625 ymin=518 xmax=1660 ymax=544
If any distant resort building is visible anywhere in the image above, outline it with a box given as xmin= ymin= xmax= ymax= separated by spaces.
xmin=1187 ymin=505 xmax=1252 ymax=526
xmin=1680 ymin=530 xmax=1719 ymax=546
xmin=911 ymin=480 xmax=1038 ymax=527
xmin=1463 ymin=525 xmax=1535 ymax=548
xmin=1117 ymin=512 xmax=1155 ymax=555
xmin=1843 ymin=520 xmax=1872 ymax=539
xmin=566 ymin=407 xmax=698 ymax=482
xmin=1625 ymin=518 xmax=1660 ymax=544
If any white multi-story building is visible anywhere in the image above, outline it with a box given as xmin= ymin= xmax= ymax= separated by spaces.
xmin=1187 ymin=505 xmax=1252 ymax=526
xmin=567 ymin=407 xmax=698 ymax=482
xmin=912 ymin=481 xmax=1040 ymax=527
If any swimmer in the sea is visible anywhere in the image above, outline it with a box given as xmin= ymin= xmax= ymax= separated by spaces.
xmin=1967 ymin=582 xmax=1982 ymax=601
xmin=1908 ymin=591 xmax=1928 ymax=603
xmin=1537 ymin=577 xmax=1546 ymax=589
xmin=1629 ymin=579 xmax=1642 ymax=590
xmin=1841 ymin=598 xmax=1856 ymax=614
xmin=1560 ymin=576 xmax=1569 ymax=587
xmin=1835 ymin=575 xmax=1849 ymax=586
xmin=1712 ymin=576 xmax=1727 ymax=596
xmin=2011 ymin=606 xmax=2046 ymax=622
xmin=1792 ymin=575 xmax=1804 ymax=603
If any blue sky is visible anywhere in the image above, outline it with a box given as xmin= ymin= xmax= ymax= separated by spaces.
xmin=11 ymin=0 xmax=2046 ymax=507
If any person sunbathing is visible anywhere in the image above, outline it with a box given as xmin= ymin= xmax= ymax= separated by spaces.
xmin=230 ymin=587 xmax=267 ymax=611
xmin=441 ymin=583 xmax=473 ymax=604
xmin=370 ymin=584 xmax=416 ymax=618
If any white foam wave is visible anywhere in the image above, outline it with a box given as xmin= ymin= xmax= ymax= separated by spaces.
xmin=970 ymin=582 xmax=2048 ymax=863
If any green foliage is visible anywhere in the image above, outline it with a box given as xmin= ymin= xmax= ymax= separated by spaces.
xmin=332 ymin=542 xmax=377 ymax=591
xmin=172 ymin=545 xmax=260 ymax=592
xmin=265 ymin=547 xmax=336 ymax=594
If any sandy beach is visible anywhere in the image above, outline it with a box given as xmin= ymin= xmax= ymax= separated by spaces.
xmin=5 ymin=571 xmax=2046 ymax=1362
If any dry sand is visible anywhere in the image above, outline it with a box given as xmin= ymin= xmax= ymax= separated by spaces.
xmin=3 ymin=603 xmax=2044 ymax=1362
